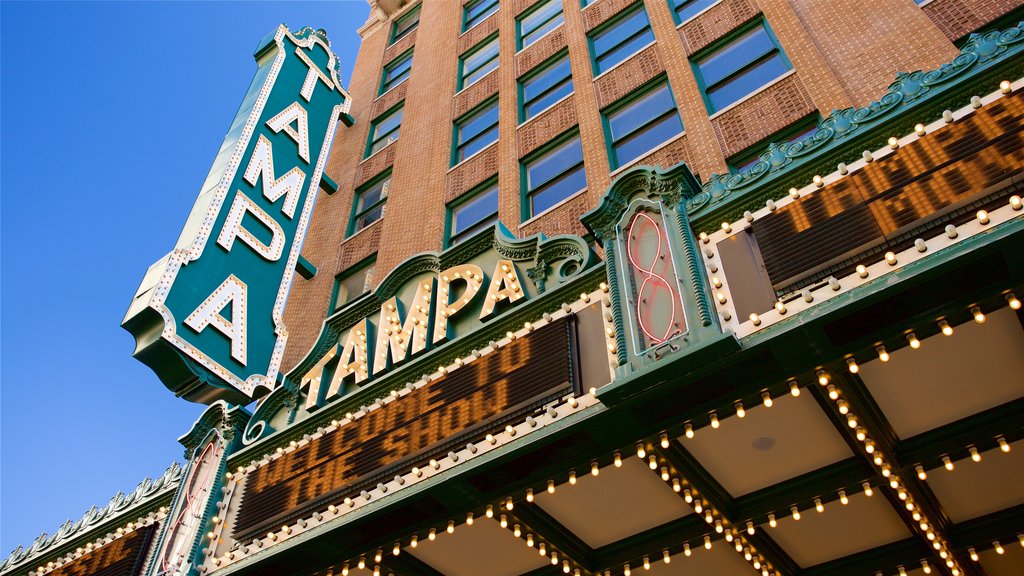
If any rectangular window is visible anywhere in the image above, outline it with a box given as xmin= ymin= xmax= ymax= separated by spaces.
xmin=366 ymin=105 xmax=402 ymax=157
xmin=454 ymin=99 xmax=499 ymax=164
xmin=349 ymin=173 xmax=390 ymax=235
xmin=519 ymin=52 xmax=573 ymax=121
xmin=390 ymin=6 xmax=420 ymax=45
xmin=447 ymin=184 xmax=500 ymax=246
xmin=464 ymin=0 xmax=500 ymax=31
xmin=380 ymin=51 xmax=413 ymax=95
xmin=518 ymin=0 xmax=564 ymax=50
xmin=693 ymin=20 xmax=791 ymax=113
xmin=459 ymin=35 xmax=500 ymax=89
xmin=669 ymin=0 xmax=718 ymax=23
xmin=332 ymin=258 xmax=376 ymax=312
xmin=524 ymin=135 xmax=586 ymax=218
xmin=728 ymin=116 xmax=819 ymax=173
xmin=589 ymin=6 xmax=655 ymax=75
xmin=604 ymin=81 xmax=683 ymax=169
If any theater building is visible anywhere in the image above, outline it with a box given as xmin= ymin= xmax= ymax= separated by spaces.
xmin=4 ymin=1 xmax=1024 ymax=575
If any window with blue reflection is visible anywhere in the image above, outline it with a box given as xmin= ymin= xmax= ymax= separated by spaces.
xmin=380 ymin=51 xmax=413 ymax=94
xmin=694 ymin=21 xmax=790 ymax=113
xmin=605 ymin=82 xmax=683 ymax=169
xmin=518 ymin=0 xmax=564 ymax=49
xmin=669 ymin=0 xmax=718 ymax=23
xmin=460 ymin=35 xmax=500 ymax=88
xmin=390 ymin=6 xmax=420 ymax=44
xmin=590 ymin=6 xmax=655 ymax=75
xmin=520 ymin=53 xmax=573 ymax=120
xmin=454 ymin=99 xmax=499 ymax=164
xmin=449 ymin=185 xmax=500 ymax=245
xmin=524 ymin=136 xmax=586 ymax=217
xmin=465 ymin=0 xmax=500 ymax=30
xmin=367 ymin=106 xmax=403 ymax=157
xmin=350 ymin=174 xmax=390 ymax=235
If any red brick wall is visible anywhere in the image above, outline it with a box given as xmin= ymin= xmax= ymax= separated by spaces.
xmin=711 ymin=73 xmax=816 ymax=158
xmin=923 ymin=0 xmax=1023 ymax=42
xmin=679 ymin=0 xmax=760 ymax=55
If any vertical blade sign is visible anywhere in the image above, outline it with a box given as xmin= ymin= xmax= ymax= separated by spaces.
xmin=123 ymin=26 xmax=352 ymax=404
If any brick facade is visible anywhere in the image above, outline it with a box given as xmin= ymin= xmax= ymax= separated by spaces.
xmin=279 ymin=0 xmax=1006 ymax=371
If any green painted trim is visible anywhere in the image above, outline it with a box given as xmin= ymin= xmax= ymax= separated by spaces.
xmin=516 ymin=48 xmax=571 ymax=123
xmin=319 ymin=172 xmax=338 ymax=194
xmin=726 ymin=112 xmax=821 ymax=172
xmin=389 ymin=4 xmax=421 ymax=45
xmin=346 ymin=170 xmax=392 ymax=237
xmin=451 ymin=95 xmax=500 ymax=167
xmin=378 ymin=48 xmax=414 ymax=96
xmin=519 ymin=129 xmax=584 ymax=221
xmin=296 ymin=255 xmax=317 ymax=280
xmin=443 ymin=176 xmax=500 ymax=248
xmin=456 ymin=32 xmax=500 ymax=92
xmin=586 ymin=2 xmax=653 ymax=77
xmin=689 ymin=15 xmax=791 ymax=114
xmin=362 ymin=102 xmax=404 ymax=159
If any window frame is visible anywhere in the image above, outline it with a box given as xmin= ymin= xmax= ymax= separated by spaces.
xmin=690 ymin=17 xmax=792 ymax=114
xmin=379 ymin=49 xmax=413 ymax=96
xmin=390 ymin=5 xmax=421 ymax=45
xmin=517 ymin=50 xmax=574 ymax=123
xmin=726 ymin=114 xmax=820 ymax=173
xmin=587 ymin=4 xmax=655 ymax=76
xmin=347 ymin=171 xmax=391 ymax=237
xmin=364 ymin=104 xmax=403 ymax=158
xmin=457 ymin=33 xmax=500 ymax=91
xmin=601 ymin=77 xmax=684 ymax=170
xmin=516 ymin=0 xmax=564 ymax=51
xmin=330 ymin=255 xmax=377 ymax=313
xmin=520 ymin=131 xmax=587 ymax=221
xmin=445 ymin=179 xmax=500 ymax=248
xmin=464 ymin=0 xmax=500 ymax=31
xmin=452 ymin=97 xmax=500 ymax=166
xmin=668 ymin=0 xmax=719 ymax=25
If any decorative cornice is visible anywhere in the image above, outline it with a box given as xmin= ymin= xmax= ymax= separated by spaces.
xmin=179 ymin=400 xmax=251 ymax=459
xmin=581 ymin=163 xmax=703 ymax=240
xmin=691 ymin=20 xmax=1024 ymax=226
xmin=1 ymin=462 xmax=184 ymax=575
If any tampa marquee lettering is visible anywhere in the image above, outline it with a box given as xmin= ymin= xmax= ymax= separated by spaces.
xmin=183 ymin=50 xmax=336 ymax=367
xmin=301 ymin=260 xmax=527 ymax=410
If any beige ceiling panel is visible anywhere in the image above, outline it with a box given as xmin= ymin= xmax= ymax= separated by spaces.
xmin=925 ymin=440 xmax=1024 ymax=523
xmin=407 ymin=517 xmax=548 ymax=576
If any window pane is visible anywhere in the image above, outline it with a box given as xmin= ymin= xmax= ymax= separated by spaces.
xmin=392 ymin=7 xmax=420 ymax=43
xmin=373 ymin=108 xmax=403 ymax=139
xmin=672 ymin=0 xmax=717 ymax=22
xmin=459 ymin=125 xmax=499 ymax=160
xmin=607 ymin=85 xmax=676 ymax=141
xmin=530 ymin=164 xmax=586 ymax=215
xmin=453 ymin=186 xmax=499 ymax=236
xmin=466 ymin=0 xmax=499 ymax=29
xmin=706 ymin=53 xmax=787 ymax=110
xmin=527 ymin=137 xmax=584 ymax=190
xmin=462 ymin=37 xmax=499 ymax=85
xmin=336 ymin=264 xmax=375 ymax=309
xmin=382 ymin=53 xmax=412 ymax=91
xmin=521 ymin=0 xmax=563 ymax=47
xmin=698 ymin=25 xmax=776 ymax=86
xmin=357 ymin=177 xmax=390 ymax=212
xmin=523 ymin=55 xmax=571 ymax=102
xmin=356 ymin=203 xmax=384 ymax=229
xmin=458 ymin=103 xmax=499 ymax=144
xmin=464 ymin=57 xmax=499 ymax=86
xmin=613 ymin=112 xmax=682 ymax=166
xmin=592 ymin=8 xmax=653 ymax=74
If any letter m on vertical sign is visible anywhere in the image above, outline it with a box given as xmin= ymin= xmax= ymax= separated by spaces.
xmin=123 ymin=26 xmax=353 ymax=404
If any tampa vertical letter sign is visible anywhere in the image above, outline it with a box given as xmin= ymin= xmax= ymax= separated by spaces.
xmin=124 ymin=26 xmax=352 ymax=403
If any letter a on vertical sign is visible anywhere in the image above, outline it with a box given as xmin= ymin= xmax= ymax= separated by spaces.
xmin=123 ymin=26 xmax=353 ymax=403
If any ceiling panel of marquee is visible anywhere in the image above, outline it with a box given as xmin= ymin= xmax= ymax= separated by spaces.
xmin=406 ymin=518 xmax=548 ymax=576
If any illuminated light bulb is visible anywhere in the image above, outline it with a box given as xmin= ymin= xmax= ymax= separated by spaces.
xmin=882 ymin=466 xmax=892 ymax=477
xmin=563 ymin=562 xmax=570 ymax=573
xmin=684 ymin=543 xmax=692 ymax=556
xmin=694 ymin=501 xmax=703 ymax=513
xmin=970 ymin=447 xmax=981 ymax=462
xmin=791 ymin=506 xmax=801 ymax=521
xmin=623 ymin=563 xmax=630 ymax=576
xmin=917 ymin=466 xmax=927 ymax=480
xmin=725 ymin=531 xmax=734 ymax=543
xmin=661 ymin=467 xmax=670 ymax=482
xmin=775 ymin=300 xmax=787 ymax=314
xmin=526 ymin=489 xmax=534 ymax=502
xmin=939 ymin=320 xmax=953 ymax=336
xmin=789 ymin=187 xmax=799 ymax=198
xmin=1007 ymin=293 xmax=1021 ymax=310
xmin=876 ymin=346 xmax=889 ymax=362
xmin=716 ymin=292 xmax=727 ymax=304
xmin=538 ymin=543 xmax=546 ymax=556
xmin=790 ymin=380 xmax=801 ymax=396
xmin=813 ymin=174 xmax=824 ymax=187
xmin=995 ymin=541 xmax=1004 ymax=554
xmin=685 ymin=423 xmax=694 ymax=439
xmin=705 ymin=511 xmax=714 ymax=524
xmin=972 ymin=306 xmax=985 ymax=323
xmin=663 ymin=550 xmax=671 ymax=564
xmin=943 ymin=456 xmax=954 ymax=470
xmin=898 ymin=490 xmax=907 ymax=500
xmin=715 ymin=520 xmax=723 ymax=533
xmin=817 ymin=369 xmax=829 ymax=385
xmin=999 ymin=438 xmax=1011 ymax=452
xmin=768 ymin=513 xmax=777 ymax=528
xmin=659 ymin=433 xmax=670 ymax=448
xmin=513 ymin=524 xmax=522 ymax=537
xmin=762 ymin=392 xmax=773 ymax=408
xmin=885 ymin=251 xmax=897 ymax=266
xmin=699 ymin=232 xmax=709 ymax=243
xmin=374 ymin=550 xmax=383 ymax=563
xmin=704 ymin=536 xmax=712 ymax=550
xmin=847 ymin=416 xmax=858 ymax=429
xmin=485 ymin=505 xmax=494 ymax=518
xmin=648 ymin=455 xmax=658 ymax=470
xmin=814 ymin=499 xmax=824 ymax=513
xmin=1018 ymin=533 xmax=1024 ymax=547
xmin=499 ymin=515 xmax=508 ymax=528
xmin=735 ymin=403 xmax=746 ymax=418
xmin=907 ymin=333 xmax=920 ymax=349
xmin=838 ymin=400 xmax=849 ymax=415
xmin=827 ymin=384 xmax=839 ymax=400
xmin=863 ymin=482 xmax=873 ymax=497
xmin=750 ymin=313 xmax=761 ymax=326
xmin=506 ymin=497 xmax=514 ymax=510
xmin=643 ymin=556 xmax=651 ymax=570
xmin=839 ymin=490 xmax=848 ymax=505
xmin=569 ymin=470 xmax=577 ymax=485
xmin=410 ymin=535 xmax=418 ymax=548
xmin=526 ymin=534 xmax=534 ymax=547
xmin=672 ymin=478 xmax=681 ymax=492
xmin=447 ymin=521 xmax=455 ymax=534
xmin=1012 ymin=195 xmax=1024 ymax=210
xmin=747 ymin=521 xmax=755 ymax=535
xmin=342 ymin=564 xmax=350 ymax=575
xmin=547 ymin=480 xmax=555 ymax=494
xmin=683 ymin=489 xmax=693 ymax=503
xmin=976 ymin=210 xmax=990 ymax=225
xmin=722 ymin=222 xmax=732 ymax=233
xmin=710 ymin=413 xmax=720 ymax=428
xmin=428 ymin=528 xmax=437 ymax=541
xmin=591 ymin=461 xmax=600 ymax=476
xmin=856 ymin=264 xmax=868 ymax=278
xmin=614 ymin=452 xmax=622 ymax=467
xmin=358 ymin=557 xmax=366 ymax=570
xmin=915 ymin=123 xmax=926 ymax=136
xmin=551 ymin=552 xmax=558 ymax=565
xmin=636 ymin=443 xmax=646 ymax=459
xmin=922 ymin=560 xmax=932 ymax=573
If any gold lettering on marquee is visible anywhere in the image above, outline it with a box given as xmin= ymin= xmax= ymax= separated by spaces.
xmin=216 ymin=191 xmax=286 ymax=261
xmin=433 ymin=264 xmax=484 ymax=344
xmin=244 ymin=134 xmax=307 ymax=218
xmin=374 ymin=281 xmax=434 ymax=375
xmin=480 ymin=260 xmax=525 ymax=319
xmin=325 ymin=318 xmax=370 ymax=401
xmin=265 ymin=103 xmax=311 ymax=164
xmin=185 ymin=275 xmax=248 ymax=364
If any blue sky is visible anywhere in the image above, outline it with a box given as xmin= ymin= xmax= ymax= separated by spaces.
xmin=0 ymin=0 xmax=369 ymax=555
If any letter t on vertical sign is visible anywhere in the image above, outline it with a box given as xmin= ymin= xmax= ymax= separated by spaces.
xmin=123 ymin=26 xmax=354 ymax=404
xmin=581 ymin=165 xmax=739 ymax=402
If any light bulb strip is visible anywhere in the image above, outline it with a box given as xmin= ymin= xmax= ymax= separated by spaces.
xmin=29 ymin=512 xmax=166 ymax=576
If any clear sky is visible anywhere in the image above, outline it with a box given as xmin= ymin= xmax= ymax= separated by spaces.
xmin=0 ymin=0 xmax=370 ymax=556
